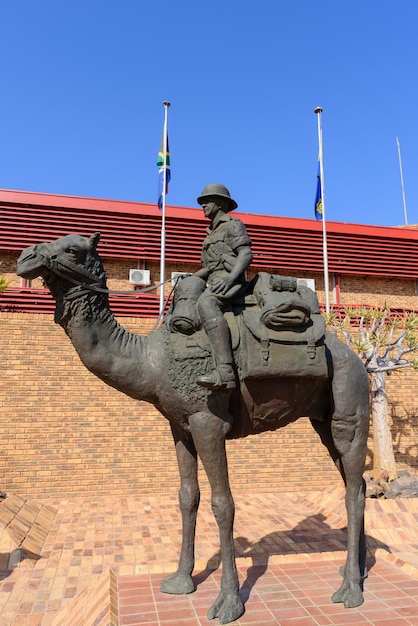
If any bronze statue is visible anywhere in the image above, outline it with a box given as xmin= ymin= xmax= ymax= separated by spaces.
xmin=17 ymin=227 xmax=369 ymax=625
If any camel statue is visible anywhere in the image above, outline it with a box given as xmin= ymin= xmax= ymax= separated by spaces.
xmin=17 ymin=233 xmax=370 ymax=625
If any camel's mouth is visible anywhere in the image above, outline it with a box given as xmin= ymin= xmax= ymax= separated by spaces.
xmin=17 ymin=245 xmax=46 ymax=280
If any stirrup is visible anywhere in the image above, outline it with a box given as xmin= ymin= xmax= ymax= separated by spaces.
xmin=196 ymin=366 xmax=236 ymax=390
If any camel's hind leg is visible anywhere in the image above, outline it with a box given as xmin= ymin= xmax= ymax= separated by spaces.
xmin=160 ymin=426 xmax=199 ymax=595
xmin=311 ymin=338 xmax=370 ymax=608
xmin=332 ymin=435 xmax=368 ymax=607
xmin=312 ymin=415 xmax=368 ymax=607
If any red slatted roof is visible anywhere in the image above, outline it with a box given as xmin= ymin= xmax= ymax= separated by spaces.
xmin=1 ymin=188 xmax=418 ymax=277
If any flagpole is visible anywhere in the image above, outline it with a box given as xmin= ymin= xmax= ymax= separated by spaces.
xmin=159 ymin=101 xmax=171 ymax=316
xmin=396 ymin=136 xmax=408 ymax=226
xmin=314 ymin=106 xmax=330 ymax=314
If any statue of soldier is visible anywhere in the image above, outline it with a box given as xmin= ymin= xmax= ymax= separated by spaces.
xmin=194 ymin=184 xmax=253 ymax=389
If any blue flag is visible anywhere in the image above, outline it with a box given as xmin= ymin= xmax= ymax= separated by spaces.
xmin=157 ymin=133 xmax=171 ymax=211
xmin=314 ymin=161 xmax=323 ymax=220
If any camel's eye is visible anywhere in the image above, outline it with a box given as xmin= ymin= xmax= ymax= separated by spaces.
xmin=67 ymin=246 xmax=79 ymax=256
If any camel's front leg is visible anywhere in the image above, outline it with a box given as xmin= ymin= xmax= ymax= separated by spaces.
xmin=189 ymin=404 xmax=244 ymax=625
xmin=160 ymin=427 xmax=199 ymax=595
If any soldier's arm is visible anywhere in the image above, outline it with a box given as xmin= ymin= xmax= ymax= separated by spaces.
xmin=210 ymin=245 xmax=253 ymax=295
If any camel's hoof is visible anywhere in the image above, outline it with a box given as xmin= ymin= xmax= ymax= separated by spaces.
xmin=208 ymin=592 xmax=244 ymax=624
xmin=160 ymin=571 xmax=195 ymax=595
xmin=332 ymin=581 xmax=364 ymax=608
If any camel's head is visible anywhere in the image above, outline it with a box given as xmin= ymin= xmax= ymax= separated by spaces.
xmin=17 ymin=233 xmax=106 ymax=314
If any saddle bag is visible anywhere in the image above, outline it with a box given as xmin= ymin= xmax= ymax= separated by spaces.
xmin=239 ymin=310 xmax=328 ymax=380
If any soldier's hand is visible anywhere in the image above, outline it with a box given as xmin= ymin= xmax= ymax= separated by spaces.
xmin=210 ymin=276 xmax=234 ymax=294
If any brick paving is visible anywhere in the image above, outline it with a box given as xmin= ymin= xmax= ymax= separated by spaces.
xmin=0 ymin=488 xmax=417 ymax=625
xmin=118 ymin=559 xmax=418 ymax=626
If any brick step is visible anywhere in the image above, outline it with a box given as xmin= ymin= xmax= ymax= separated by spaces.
xmin=52 ymin=568 xmax=118 ymax=626
xmin=0 ymin=495 xmax=56 ymax=566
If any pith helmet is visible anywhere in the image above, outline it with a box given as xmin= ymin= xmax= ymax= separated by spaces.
xmin=197 ymin=183 xmax=238 ymax=211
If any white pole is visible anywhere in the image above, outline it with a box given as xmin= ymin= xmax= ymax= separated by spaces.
xmin=159 ymin=101 xmax=171 ymax=316
xmin=396 ymin=136 xmax=408 ymax=226
xmin=314 ymin=106 xmax=330 ymax=314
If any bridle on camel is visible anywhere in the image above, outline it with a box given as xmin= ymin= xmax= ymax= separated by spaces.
xmin=33 ymin=243 xmax=181 ymax=325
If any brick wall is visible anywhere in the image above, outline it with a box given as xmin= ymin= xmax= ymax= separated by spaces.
xmin=338 ymin=274 xmax=418 ymax=309
xmin=0 ymin=311 xmax=343 ymax=499
xmin=1 ymin=310 xmax=417 ymax=500
xmin=1 ymin=251 xmax=25 ymax=286
xmin=386 ymin=370 xmax=418 ymax=471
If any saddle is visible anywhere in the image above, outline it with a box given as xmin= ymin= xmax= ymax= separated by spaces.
xmin=166 ymin=272 xmax=328 ymax=380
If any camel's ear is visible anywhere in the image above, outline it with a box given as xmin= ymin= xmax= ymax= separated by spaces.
xmin=89 ymin=232 xmax=101 ymax=250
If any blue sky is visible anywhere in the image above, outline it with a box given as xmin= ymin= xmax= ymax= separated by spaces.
xmin=1 ymin=1 xmax=417 ymax=227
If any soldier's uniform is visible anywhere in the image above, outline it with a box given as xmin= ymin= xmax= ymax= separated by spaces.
xmin=200 ymin=211 xmax=251 ymax=301
xmin=195 ymin=184 xmax=253 ymax=390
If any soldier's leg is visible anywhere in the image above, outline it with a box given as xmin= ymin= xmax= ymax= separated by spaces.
xmin=196 ymin=291 xmax=236 ymax=389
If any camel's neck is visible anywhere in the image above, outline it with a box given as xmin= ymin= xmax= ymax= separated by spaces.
xmin=57 ymin=290 xmax=155 ymax=402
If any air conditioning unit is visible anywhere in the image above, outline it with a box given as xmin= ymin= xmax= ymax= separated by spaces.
xmin=129 ymin=269 xmax=151 ymax=286
xmin=297 ymin=278 xmax=316 ymax=292
xmin=171 ymin=272 xmax=192 ymax=286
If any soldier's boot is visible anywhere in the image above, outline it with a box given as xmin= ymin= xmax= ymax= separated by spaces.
xmin=196 ymin=316 xmax=236 ymax=390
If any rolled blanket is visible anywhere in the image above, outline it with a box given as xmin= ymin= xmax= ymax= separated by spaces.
xmin=260 ymin=291 xmax=311 ymax=330
xmin=169 ymin=300 xmax=200 ymax=334
xmin=169 ymin=275 xmax=206 ymax=335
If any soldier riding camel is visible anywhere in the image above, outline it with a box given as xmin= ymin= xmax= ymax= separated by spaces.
xmin=194 ymin=183 xmax=253 ymax=390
